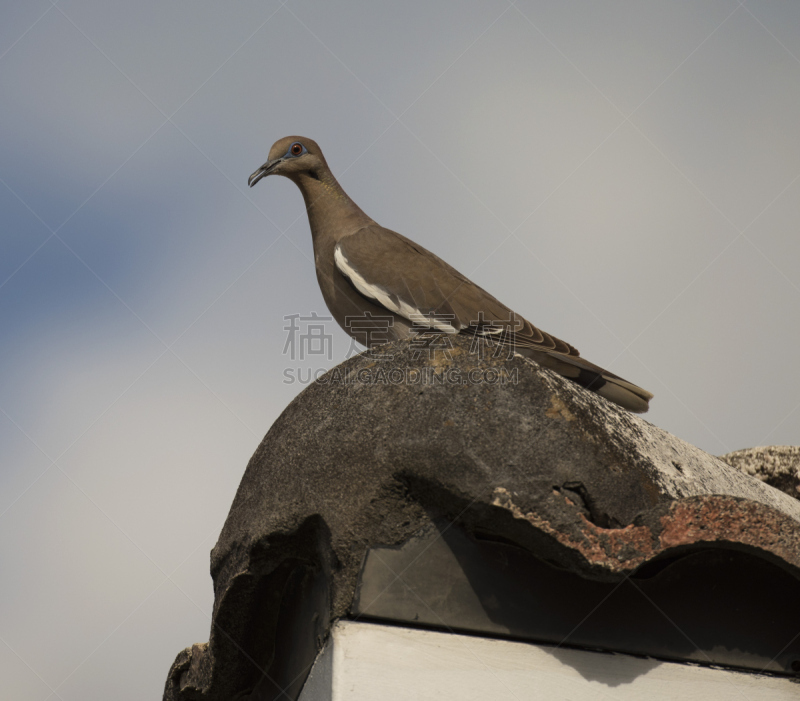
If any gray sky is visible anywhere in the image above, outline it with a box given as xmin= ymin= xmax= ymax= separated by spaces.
xmin=2 ymin=1 xmax=800 ymax=699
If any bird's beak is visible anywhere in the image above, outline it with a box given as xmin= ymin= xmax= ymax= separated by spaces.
xmin=248 ymin=158 xmax=282 ymax=187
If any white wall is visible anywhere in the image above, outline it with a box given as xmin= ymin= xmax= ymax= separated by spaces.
xmin=299 ymin=621 xmax=797 ymax=701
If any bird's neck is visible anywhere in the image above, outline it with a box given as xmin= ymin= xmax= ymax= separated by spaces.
xmin=293 ymin=171 xmax=373 ymax=243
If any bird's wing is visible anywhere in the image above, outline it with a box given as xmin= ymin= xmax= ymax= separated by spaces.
xmin=335 ymin=225 xmax=653 ymax=412
xmin=334 ymin=225 xmax=580 ymax=356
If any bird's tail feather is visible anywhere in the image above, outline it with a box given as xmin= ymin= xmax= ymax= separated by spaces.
xmin=595 ymin=376 xmax=652 ymax=414
xmin=529 ymin=350 xmax=653 ymax=413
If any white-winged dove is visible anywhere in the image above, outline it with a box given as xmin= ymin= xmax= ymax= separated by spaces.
xmin=249 ymin=136 xmax=653 ymax=413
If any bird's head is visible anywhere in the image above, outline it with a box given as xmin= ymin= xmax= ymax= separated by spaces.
xmin=248 ymin=136 xmax=324 ymax=187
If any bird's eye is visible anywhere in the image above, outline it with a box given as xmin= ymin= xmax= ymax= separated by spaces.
xmin=290 ymin=142 xmax=303 ymax=156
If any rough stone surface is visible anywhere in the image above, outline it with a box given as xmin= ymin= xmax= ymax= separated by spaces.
xmin=164 ymin=336 xmax=800 ymax=700
xmin=720 ymin=446 xmax=800 ymax=500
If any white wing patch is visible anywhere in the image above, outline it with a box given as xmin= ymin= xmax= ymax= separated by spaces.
xmin=334 ymin=244 xmax=458 ymax=334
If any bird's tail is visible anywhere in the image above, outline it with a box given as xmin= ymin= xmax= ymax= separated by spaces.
xmin=592 ymin=374 xmax=653 ymax=414
xmin=531 ymin=351 xmax=653 ymax=413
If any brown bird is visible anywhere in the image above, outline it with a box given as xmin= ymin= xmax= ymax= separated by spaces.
xmin=249 ymin=136 xmax=653 ymax=412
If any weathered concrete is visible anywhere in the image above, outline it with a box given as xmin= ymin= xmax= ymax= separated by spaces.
xmin=164 ymin=336 xmax=800 ymax=700
xmin=720 ymin=445 xmax=800 ymax=500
